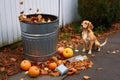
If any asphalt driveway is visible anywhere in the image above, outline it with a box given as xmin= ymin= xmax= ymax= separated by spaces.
xmin=64 ymin=31 xmax=120 ymax=80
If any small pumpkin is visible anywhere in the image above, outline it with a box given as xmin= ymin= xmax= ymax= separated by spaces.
xmin=57 ymin=47 xmax=65 ymax=55
xmin=63 ymin=48 xmax=73 ymax=58
xmin=48 ymin=62 xmax=57 ymax=70
xmin=20 ymin=60 xmax=31 ymax=71
xmin=28 ymin=66 xmax=40 ymax=77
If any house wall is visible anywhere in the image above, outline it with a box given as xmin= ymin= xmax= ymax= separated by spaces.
xmin=0 ymin=0 xmax=80 ymax=47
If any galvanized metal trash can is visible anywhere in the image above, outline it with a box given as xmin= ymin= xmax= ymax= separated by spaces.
xmin=20 ymin=14 xmax=59 ymax=62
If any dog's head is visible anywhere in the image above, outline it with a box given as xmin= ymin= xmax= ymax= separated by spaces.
xmin=81 ymin=20 xmax=94 ymax=30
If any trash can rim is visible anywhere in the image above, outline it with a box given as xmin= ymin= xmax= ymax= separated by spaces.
xmin=20 ymin=13 xmax=59 ymax=25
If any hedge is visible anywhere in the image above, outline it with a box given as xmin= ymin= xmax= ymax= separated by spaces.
xmin=78 ymin=0 xmax=120 ymax=29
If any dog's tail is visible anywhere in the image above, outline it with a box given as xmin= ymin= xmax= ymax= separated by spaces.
xmin=100 ymin=38 xmax=108 ymax=47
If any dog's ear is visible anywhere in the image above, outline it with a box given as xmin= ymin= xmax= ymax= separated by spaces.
xmin=88 ymin=22 xmax=94 ymax=30
xmin=80 ymin=25 xmax=83 ymax=31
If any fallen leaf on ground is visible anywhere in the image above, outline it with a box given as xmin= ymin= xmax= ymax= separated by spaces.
xmin=112 ymin=51 xmax=116 ymax=54
xmin=96 ymin=67 xmax=103 ymax=71
xmin=83 ymin=75 xmax=91 ymax=80
xmin=107 ymin=51 xmax=111 ymax=54
xmin=0 ymin=67 xmax=5 ymax=72
xmin=88 ymin=61 xmax=93 ymax=68
xmin=41 ymin=69 xmax=48 ymax=75
xmin=36 ymin=9 xmax=39 ymax=12
xmin=116 ymin=49 xmax=119 ymax=53
xmin=10 ymin=57 xmax=17 ymax=62
xmin=20 ymin=78 xmax=24 ymax=80
xmin=75 ymin=49 xmax=79 ymax=52
xmin=91 ymin=54 xmax=95 ymax=57
xmin=49 ymin=71 xmax=60 ymax=76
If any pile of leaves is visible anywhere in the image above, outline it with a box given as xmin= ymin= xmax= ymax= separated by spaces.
xmin=28 ymin=56 xmax=93 ymax=76
xmin=57 ymin=24 xmax=82 ymax=49
xmin=19 ymin=14 xmax=51 ymax=23
xmin=0 ymin=47 xmax=93 ymax=80
xmin=0 ymin=47 xmax=23 ymax=80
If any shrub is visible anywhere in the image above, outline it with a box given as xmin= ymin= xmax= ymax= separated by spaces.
xmin=78 ymin=0 xmax=120 ymax=29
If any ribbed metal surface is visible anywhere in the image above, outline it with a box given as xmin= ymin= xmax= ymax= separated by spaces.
xmin=22 ymin=29 xmax=58 ymax=61
xmin=20 ymin=14 xmax=59 ymax=61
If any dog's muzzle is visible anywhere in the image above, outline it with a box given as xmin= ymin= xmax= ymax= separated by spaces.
xmin=82 ymin=25 xmax=87 ymax=28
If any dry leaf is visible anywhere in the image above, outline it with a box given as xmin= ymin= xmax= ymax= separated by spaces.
xmin=67 ymin=67 xmax=77 ymax=75
xmin=88 ymin=61 xmax=93 ymax=68
xmin=91 ymin=54 xmax=95 ymax=57
xmin=47 ymin=18 xmax=51 ymax=22
xmin=44 ymin=67 xmax=49 ymax=71
xmin=75 ymin=49 xmax=79 ymax=52
xmin=116 ymin=49 xmax=119 ymax=53
xmin=20 ymin=1 xmax=23 ymax=5
xmin=49 ymin=71 xmax=60 ymax=76
xmin=20 ymin=11 xmax=24 ymax=14
xmin=112 ymin=51 xmax=116 ymax=54
xmin=67 ymin=71 xmax=74 ymax=75
xmin=83 ymin=75 xmax=91 ymax=80
xmin=96 ymin=67 xmax=103 ymax=71
xmin=20 ymin=78 xmax=24 ymax=80
xmin=24 ymin=71 xmax=28 ymax=75
xmin=0 ymin=67 xmax=5 ymax=72
xmin=107 ymin=50 xmax=111 ymax=54
xmin=51 ymin=56 xmax=58 ymax=62
xmin=36 ymin=8 xmax=39 ymax=12
xmin=10 ymin=58 xmax=17 ymax=62
xmin=29 ymin=8 xmax=32 ymax=11
xmin=41 ymin=69 xmax=48 ymax=75
xmin=80 ymin=66 xmax=86 ymax=70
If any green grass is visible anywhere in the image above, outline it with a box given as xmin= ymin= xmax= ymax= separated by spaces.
xmin=59 ymin=33 xmax=71 ymax=40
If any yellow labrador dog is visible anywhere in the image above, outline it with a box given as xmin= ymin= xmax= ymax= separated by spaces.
xmin=81 ymin=20 xmax=108 ymax=54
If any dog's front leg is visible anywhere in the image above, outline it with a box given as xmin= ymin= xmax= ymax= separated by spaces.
xmin=82 ymin=40 xmax=87 ymax=52
xmin=88 ymin=41 xmax=94 ymax=54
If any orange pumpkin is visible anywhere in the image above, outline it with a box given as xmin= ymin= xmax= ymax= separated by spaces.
xmin=20 ymin=60 xmax=31 ymax=71
xmin=28 ymin=66 xmax=40 ymax=77
xmin=48 ymin=62 xmax=57 ymax=70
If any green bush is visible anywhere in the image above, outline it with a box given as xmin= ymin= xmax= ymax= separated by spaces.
xmin=78 ymin=0 xmax=120 ymax=29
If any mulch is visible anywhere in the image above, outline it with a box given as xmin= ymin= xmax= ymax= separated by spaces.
xmin=0 ymin=47 xmax=23 ymax=80
xmin=0 ymin=21 xmax=120 ymax=80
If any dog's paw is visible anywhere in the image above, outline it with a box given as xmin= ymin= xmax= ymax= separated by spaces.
xmin=98 ymin=48 xmax=101 ymax=52
xmin=88 ymin=51 xmax=92 ymax=54
xmin=82 ymin=48 xmax=86 ymax=52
